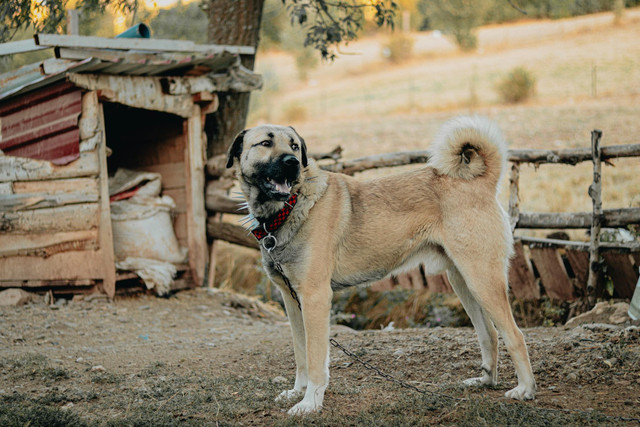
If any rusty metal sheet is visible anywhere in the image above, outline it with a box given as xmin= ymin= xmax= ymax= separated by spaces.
xmin=0 ymin=82 xmax=81 ymax=164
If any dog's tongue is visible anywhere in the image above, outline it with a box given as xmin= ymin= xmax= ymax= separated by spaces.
xmin=274 ymin=180 xmax=290 ymax=194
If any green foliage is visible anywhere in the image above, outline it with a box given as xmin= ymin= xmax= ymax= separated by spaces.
xmin=149 ymin=1 xmax=208 ymax=43
xmin=382 ymin=33 xmax=414 ymax=63
xmin=283 ymin=0 xmax=397 ymax=60
xmin=496 ymin=66 xmax=536 ymax=104
xmin=0 ymin=0 xmax=140 ymax=43
xmin=419 ymin=0 xmax=491 ymax=51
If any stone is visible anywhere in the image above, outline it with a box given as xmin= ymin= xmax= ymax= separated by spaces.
xmin=0 ymin=289 xmax=33 ymax=306
xmin=565 ymin=302 xmax=630 ymax=328
xmin=272 ymin=376 xmax=288 ymax=384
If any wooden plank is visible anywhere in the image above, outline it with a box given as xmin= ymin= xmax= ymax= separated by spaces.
xmin=508 ymin=241 xmax=539 ymax=300
xmin=369 ymin=277 xmax=395 ymax=292
xmin=68 ymin=73 xmax=195 ymax=118
xmin=509 ymin=144 xmax=640 ymax=165
xmin=173 ymin=212 xmax=188 ymax=242
xmin=185 ymin=105 xmax=208 ymax=286
xmin=36 ymin=33 xmax=255 ymax=55
xmin=426 ymin=274 xmax=453 ymax=293
xmin=517 ymin=208 xmax=640 ymax=229
xmin=517 ymin=236 xmax=640 ymax=252
xmin=96 ymin=99 xmax=116 ymax=299
xmin=0 ymin=230 xmax=99 ymax=258
xmin=0 ymin=183 xmax=13 ymax=194
xmin=587 ymin=130 xmax=603 ymax=302
xmin=207 ymin=220 xmax=259 ymax=250
xmin=602 ymin=253 xmax=638 ymax=298
xmin=12 ymin=178 xmax=98 ymax=194
xmin=0 ymin=190 xmax=98 ymax=211
xmin=0 ymin=250 xmax=107 ymax=281
xmin=0 ymin=150 xmax=99 ymax=182
xmin=0 ymin=39 xmax=49 ymax=56
xmin=0 ymin=203 xmax=99 ymax=233
xmin=529 ymin=247 xmax=575 ymax=301
xmin=566 ymin=249 xmax=590 ymax=293
xmin=163 ymin=188 xmax=186 ymax=214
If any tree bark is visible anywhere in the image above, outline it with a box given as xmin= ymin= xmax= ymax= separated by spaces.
xmin=205 ymin=0 xmax=265 ymax=156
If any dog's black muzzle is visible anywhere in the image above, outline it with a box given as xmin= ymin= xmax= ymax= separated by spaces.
xmin=255 ymin=154 xmax=300 ymax=202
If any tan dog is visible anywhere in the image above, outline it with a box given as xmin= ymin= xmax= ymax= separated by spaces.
xmin=226 ymin=116 xmax=536 ymax=415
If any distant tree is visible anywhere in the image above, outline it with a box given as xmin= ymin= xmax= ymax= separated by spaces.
xmin=203 ymin=0 xmax=397 ymax=155
xmin=419 ymin=0 xmax=491 ymax=51
xmin=0 ymin=0 xmax=139 ymax=43
xmin=149 ymin=1 xmax=208 ymax=43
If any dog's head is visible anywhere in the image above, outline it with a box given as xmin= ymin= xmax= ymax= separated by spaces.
xmin=226 ymin=125 xmax=308 ymax=203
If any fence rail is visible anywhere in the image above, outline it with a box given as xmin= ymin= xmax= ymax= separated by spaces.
xmin=205 ymin=136 xmax=640 ymax=303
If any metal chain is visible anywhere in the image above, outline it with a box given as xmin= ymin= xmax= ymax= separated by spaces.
xmin=261 ymin=233 xmax=302 ymax=311
xmin=329 ymin=338 xmax=464 ymax=402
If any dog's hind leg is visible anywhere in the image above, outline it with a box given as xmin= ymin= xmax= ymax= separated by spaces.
xmin=446 ymin=266 xmax=498 ymax=387
xmin=448 ymin=251 xmax=536 ymax=400
xmin=275 ymin=290 xmax=308 ymax=402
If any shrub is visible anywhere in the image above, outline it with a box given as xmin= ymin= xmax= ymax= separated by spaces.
xmin=496 ymin=67 xmax=536 ymax=104
xmin=381 ymin=33 xmax=414 ymax=63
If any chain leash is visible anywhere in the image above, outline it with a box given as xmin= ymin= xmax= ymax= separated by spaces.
xmin=329 ymin=338 xmax=464 ymax=402
xmin=260 ymin=231 xmax=302 ymax=311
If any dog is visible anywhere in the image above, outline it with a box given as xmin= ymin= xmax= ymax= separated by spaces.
xmin=226 ymin=116 xmax=536 ymax=415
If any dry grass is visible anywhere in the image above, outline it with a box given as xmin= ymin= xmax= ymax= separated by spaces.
xmin=247 ymin=16 xmax=640 ymax=240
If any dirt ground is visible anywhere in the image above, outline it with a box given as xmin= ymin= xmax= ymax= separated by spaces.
xmin=1 ymin=288 xmax=639 ymax=426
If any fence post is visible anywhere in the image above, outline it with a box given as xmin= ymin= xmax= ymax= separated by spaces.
xmin=587 ymin=129 xmax=603 ymax=303
xmin=508 ymin=163 xmax=520 ymax=232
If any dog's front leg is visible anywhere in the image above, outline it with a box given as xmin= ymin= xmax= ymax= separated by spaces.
xmin=275 ymin=290 xmax=308 ymax=402
xmin=287 ymin=284 xmax=332 ymax=415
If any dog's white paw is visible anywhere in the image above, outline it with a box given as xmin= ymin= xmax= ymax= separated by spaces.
xmin=275 ymin=389 xmax=304 ymax=402
xmin=287 ymin=399 xmax=321 ymax=416
xmin=505 ymin=384 xmax=536 ymax=400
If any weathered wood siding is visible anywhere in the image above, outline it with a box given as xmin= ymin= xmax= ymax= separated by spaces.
xmin=0 ymin=90 xmax=116 ymax=296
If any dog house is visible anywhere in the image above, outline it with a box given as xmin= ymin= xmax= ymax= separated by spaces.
xmin=0 ymin=34 xmax=261 ymax=297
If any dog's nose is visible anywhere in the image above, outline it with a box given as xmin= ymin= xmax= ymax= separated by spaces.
xmin=282 ymin=155 xmax=299 ymax=167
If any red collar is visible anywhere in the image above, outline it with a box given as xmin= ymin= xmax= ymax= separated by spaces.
xmin=251 ymin=194 xmax=298 ymax=240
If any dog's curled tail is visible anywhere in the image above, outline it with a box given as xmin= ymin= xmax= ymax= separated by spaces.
xmin=429 ymin=115 xmax=508 ymax=187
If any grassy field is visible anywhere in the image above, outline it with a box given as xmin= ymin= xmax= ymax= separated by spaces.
xmin=248 ymin=10 xmax=640 ymax=232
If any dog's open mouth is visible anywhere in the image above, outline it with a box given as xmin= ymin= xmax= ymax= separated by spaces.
xmin=265 ymin=177 xmax=292 ymax=196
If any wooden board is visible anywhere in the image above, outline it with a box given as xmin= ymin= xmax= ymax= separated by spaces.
xmin=0 ymin=150 xmax=99 ymax=182
xmin=602 ymin=253 xmax=638 ymax=299
xmin=0 ymin=190 xmax=98 ymax=211
xmin=566 ymin=249 xmax=590 ymax=293
xmin=0 ymin=230 xmax=99 ymax=258
xmin=508 ymin=241 xmax=540 ymax=300
xmin=142 ymin=163 xmax=185 ymax=189
xmin=529 ymin=247 xmax=575 ymax=301
xmin=369 ymin=277 xmax=395 ymax=292
xmin=394 ymin=268 xmax=424 ymax=290
xmin=426 ymin=274 xmax=453 ymax=293
xmin=0 ymin=203 xmax=99 ymax=233
xmin=12 ymin=178 xmax=98 ymax=194
xmin=0 ymin=250 xmax=107 ymax=281
xmin=95 ymin=99 xmax=117 ymax=298
xmin=163 ymin=188 xmax=186 ymax=214
xmin=185 ymin=106 xmax=208 ymax=286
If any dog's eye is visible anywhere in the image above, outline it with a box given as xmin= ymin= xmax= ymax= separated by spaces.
xmin=259 ymin=140 xmax=272 ymax=147
xmin=291 ymin=143 xmax=299 ymax=151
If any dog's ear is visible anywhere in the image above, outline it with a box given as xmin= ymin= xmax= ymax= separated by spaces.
xmin=226 ymin=130 xmax=247 ymax=168
xmin=289 ymin=126 xmax=308 ymax=167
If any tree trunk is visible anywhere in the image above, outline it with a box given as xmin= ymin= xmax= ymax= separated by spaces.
xmin=205 ymin=0 xmax=265 ymax=156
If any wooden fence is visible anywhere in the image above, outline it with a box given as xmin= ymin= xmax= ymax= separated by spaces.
xmin=205 ymin=132 xmax=640 ymax=303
